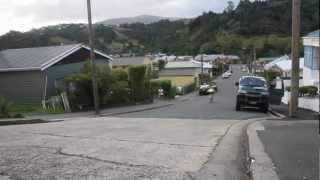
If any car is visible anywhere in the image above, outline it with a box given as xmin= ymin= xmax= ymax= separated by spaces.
xmin=199 ymin=84 xmax=210 ymax=95
xmin=236 ymin=76 xmax=283 ymax=113
xmin=222 ymin=71 xmax=232 ymax=78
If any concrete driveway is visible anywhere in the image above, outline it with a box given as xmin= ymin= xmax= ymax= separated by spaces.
xmin=0 ymin=117 xmax=240 ymax=179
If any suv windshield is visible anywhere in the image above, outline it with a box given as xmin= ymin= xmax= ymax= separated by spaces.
xmin=240 ymin=77 xmax=266 ymax=87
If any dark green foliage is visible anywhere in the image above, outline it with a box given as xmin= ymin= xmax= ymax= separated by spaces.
xmin=128 ymin=65 xmax=151 ymax=102
xmin=150 ymin=80 xmax=175 ymax=99
xmin=112 ymin=69 xmax=128 ymax=81
xmin=0 ymin=96 xmax=12 ymax=118
xmin=258 ymin=70 xmax=281 ymax=82
xmin=0 ymin=0 xmax=318 ymax=56
xmin=183 ymin=82 xmax=197 ymax=94
xmin=104 ymin=81 xmax=130 ymax=105
xmin=158 ymin=60 xmax=166 ymax=70
xmin=286 ymin=86 xmax=318 ymax=97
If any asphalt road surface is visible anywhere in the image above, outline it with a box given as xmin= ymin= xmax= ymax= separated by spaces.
xmin=116 ymin=65 xmax=270 ymax=120
xmin=258 ymin=120 xmax=319 ymax=180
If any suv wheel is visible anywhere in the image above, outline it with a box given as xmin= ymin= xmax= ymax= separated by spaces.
xmin=236 ymin=101 xmax=241 ymax=111
xmin=261 ymin=104 xmax=269 ymax=113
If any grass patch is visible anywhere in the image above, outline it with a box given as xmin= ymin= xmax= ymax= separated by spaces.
xmin=10 ymin=105 xmax=65 ymax=114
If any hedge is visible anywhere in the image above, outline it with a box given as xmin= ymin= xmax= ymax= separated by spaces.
xmin=150 ymin=79 xmax=174 ymax=99
xmin=286 ymin=86 xmax=318 ymax=97
xmin=128 ymin=65 xmax=151 ymax=102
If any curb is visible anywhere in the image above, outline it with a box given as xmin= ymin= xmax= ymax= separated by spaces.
xmin=268 ymin=109 xmax=287 ymax=119
xmin=0 ymin=118 xmax=51 ymax=126
xmin=247 ymin=120 xmax=280 ymax=180
xmin=100 ymin=103 xmax=174 ymax=116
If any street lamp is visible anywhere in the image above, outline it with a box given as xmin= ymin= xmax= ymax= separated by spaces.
xmin=86 ymin=0 xmax=100 ymax=115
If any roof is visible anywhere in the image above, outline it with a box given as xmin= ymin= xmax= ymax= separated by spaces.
xmin=165 ymin=61 xmax=199 ymax=69
xmin=112 ymin=57 xmax=146 ymax=66
xmin=274 ymin=58 xmax=304 ymax=72
xmin=0 ymin=44 xmax=112 ymax=72
xmin=264 ymin=55 xmax=290 ymax=70
xmin=159 ymin=68 xmax=198 ymax=76
xmin=305 ymin=30 xmax=320 ymax=38
xmin=165 ymin=60 xmax=213 ymax=69
xmin=257 ymin=57 xmax=278 ymax=62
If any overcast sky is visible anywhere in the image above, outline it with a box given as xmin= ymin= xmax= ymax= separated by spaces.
xmin=0 ymin=0 xmax=239 ymax=35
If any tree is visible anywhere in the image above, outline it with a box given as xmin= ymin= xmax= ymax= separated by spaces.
xmin=225 ymin=1 xmax=235 ymax=13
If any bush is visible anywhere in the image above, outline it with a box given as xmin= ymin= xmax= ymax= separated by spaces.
xmin=258 ymin=70 xmax=281 ymax=82
xmin=169 ymin=86 xmax=176 ymax=99
xmin=0 ymin=96 xmax=12 ymax=118
xmin=65 ymin=61 xmax=118 ymax=110
xmin=128 ymin=65 xmax=151 ymax=102
xmin=112 ymin=69 xmax=128 ymax=81
xmin=286 ymin=86 xmax=318 ymax=97
xmin=104 ymin=81 xmax=130 ymax=105
xmin=184 ymin=82 xmax=197 ymax=94
xmin=150 ymin=80 xmax=173 ymax=99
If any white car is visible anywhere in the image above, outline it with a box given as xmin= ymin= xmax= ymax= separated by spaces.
xmin=222 ymin=71 xmax=232 ymax=78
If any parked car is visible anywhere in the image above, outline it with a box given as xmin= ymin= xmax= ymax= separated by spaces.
xmin=235 ymin=76 xmax=284 ymax=113
xmin=222 ymin=71 xmax=232 ymax=79
xmin=210 ymin=81 xmax=218 ymax=92
xmin=199 ymin=84 xmax=210 ymax=95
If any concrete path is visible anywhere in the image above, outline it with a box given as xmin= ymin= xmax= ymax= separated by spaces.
xmin=0 ymin=116 xmax=246 ymax=179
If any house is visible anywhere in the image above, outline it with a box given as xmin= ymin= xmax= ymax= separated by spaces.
xmin=112 ymin=56 xmax=152 ymax=69
xmin=303 ymin=30 xmax=319 ymax=89
xmin=0 ymin=44 xmax=112 ymax=105
xmin=264 ymin=55 xmax=304 ymax=79
xmin=158 ymin=61 xmax=212 ymax=87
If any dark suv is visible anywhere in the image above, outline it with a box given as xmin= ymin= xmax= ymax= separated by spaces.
xmin=236 ymin=76 xmax=270 ymax=113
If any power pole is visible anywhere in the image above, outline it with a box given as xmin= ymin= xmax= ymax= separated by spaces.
xmin=289 ymin=0 xmax=301 ymax=117
xmin=86 ymin=0 xmax=100 ymax=115
xmin=200 ymin=54 xmax=204 ymax=85
xmin=253 ymin=47 xmax=256 ymax=74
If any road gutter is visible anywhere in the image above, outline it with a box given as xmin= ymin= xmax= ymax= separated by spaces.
xmin=247 ymin=120 xmax=281 ymax=180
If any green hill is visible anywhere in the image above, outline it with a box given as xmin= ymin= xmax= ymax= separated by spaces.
xmin=0 ymin=0 xmax=318 ymax=57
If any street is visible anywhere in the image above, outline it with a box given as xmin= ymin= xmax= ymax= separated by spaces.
xmin=116 ymin=65 xmax=269 ymax=120
xmin=1 ymin=65 xmax=316 ymax=180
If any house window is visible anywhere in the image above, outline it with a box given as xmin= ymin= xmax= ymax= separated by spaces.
xmin=304 ymin=46 xmax=320 ymax=70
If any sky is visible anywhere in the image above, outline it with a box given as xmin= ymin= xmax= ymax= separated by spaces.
xmin=0 ymin=0 xmax=239 ymax=35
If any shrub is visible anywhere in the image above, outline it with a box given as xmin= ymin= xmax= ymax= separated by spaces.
xmin=169 ymin=86 xmax=176 ymax=99
xmin=0 ymin=96 xmax=12 ymax=118
xmin=150 ymin=80 xmax=173 ymax=99
xmin=112 ymin=69 xmax=128 ymax=81
xmin=184 ymin=82 xmax=197 ymax=94
xmin=286 ymin=86 xmax=318 ymax=97
xmin=104 ymin=81 xmax=130 ymax=105
xmin=128 ymin=65 xmax=150 ymax=102
xmin=258 ymin=70 xmax=281 ymax=82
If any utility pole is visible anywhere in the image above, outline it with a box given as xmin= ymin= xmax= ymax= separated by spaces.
xmin=200 ymin=54 xmax=204 ymax=84
xmin=253 ymin=47 xmax=256 ymax=74
xmin=86 ymin=0 xmax=100 ymax=115
xmin=289 ymin=0 xmax=301 ymax=117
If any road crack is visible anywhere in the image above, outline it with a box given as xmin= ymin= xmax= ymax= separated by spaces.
xmin=28 ymin=132 xmax=215 ymax=148
xmin=56 ymin=149 xmax=170 ymax=170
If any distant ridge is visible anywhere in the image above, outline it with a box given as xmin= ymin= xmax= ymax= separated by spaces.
xmin=98 ymin=15 xmax=181 ymax=26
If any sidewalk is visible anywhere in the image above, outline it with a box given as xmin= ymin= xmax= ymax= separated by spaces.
xmin=270 ymin=103 xmax=319 ymax=120
xmin=247 ymin=104 xmax=319 ymax=180
xmin=0 ymin=93 xmax=195 ymax=125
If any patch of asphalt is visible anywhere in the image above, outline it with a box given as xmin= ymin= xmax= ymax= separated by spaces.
xmin=247 ymin=120 xmax=280 ymax=180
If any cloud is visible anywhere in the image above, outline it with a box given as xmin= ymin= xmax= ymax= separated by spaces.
xmin=0 ymin=0 xmax=239 ymax=35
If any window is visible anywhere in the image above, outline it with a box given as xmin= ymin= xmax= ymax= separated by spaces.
xmin=304 ymin=46 xmax=320 ymax=70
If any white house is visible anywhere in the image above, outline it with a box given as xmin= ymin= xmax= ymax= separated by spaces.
xmin=303 ymin=30 xmax=319 ymax=89
xmin=264 ymin=55 xmax=304 ymax=79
